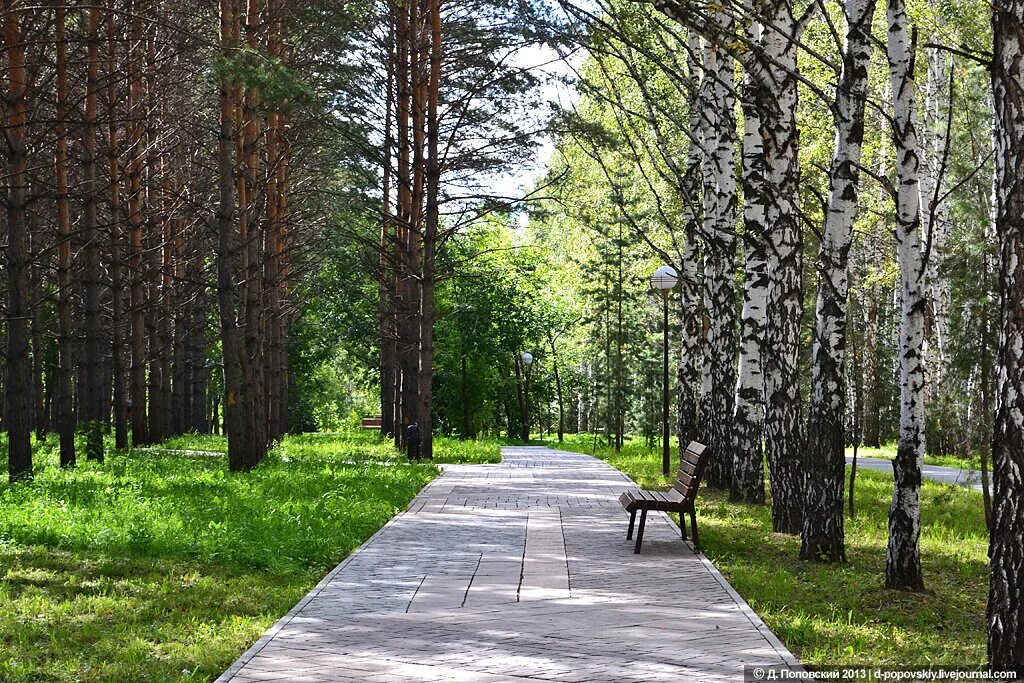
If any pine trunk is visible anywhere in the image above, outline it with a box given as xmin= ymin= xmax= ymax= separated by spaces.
xmin=4 ymin=0 xmax=32 ymax=481
xmin=127 ymin=5 xmax=148 ymax=446
xmin=216 ymin=0 xmax=249 ymax=472
xmin=380 ymin=25 xmax=396 ymax=438
xmin=107 ymin=0 xmax=128 ymax=449
xmin=55 ymin=0 xmax=77 ymax=468
xmin=420 ymin=0 xmax=439 ymax=455
xmin=82 ymin=4 xmax=104 ymax=460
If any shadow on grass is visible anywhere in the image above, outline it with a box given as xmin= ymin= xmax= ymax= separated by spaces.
xmin=0 ymin=542 xmax=308 ymax=681
xmin=554 ymin=433 xmax=987 ymax=667
xmin=0 ymin=438 xmax=440 ymax=682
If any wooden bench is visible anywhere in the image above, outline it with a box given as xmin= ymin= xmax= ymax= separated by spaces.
xmin=618 ymin=441 xmax=709 ymax=554
xmin=360 ymin=416 xmax=382 ymax=430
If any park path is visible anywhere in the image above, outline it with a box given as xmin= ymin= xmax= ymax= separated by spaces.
xmin=216 ymin=446 xmax=801 ymax=683
xmin=845 ymin=455 xmax=987 ymax=491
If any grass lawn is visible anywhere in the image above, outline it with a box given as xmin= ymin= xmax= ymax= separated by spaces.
xmin=848 ymin=442 xmax=985 ymax=472
xmin=554 ymin=434 xmax=987 ymax=668
xmin=152 ymin=430 xmax=503 ymax=465
xmin=0 ymin=431 xmax=491 ymax=682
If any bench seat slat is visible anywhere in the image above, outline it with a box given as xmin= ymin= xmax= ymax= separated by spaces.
xmin=682 ymin=450 xmax=702 ymax=468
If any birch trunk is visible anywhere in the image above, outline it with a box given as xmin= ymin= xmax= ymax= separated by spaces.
xmin=800 ymin=0 xmax=875 ymax=561
xmin=862 ymin=258 xmax=881 ymax=447
xmin=885 ymin=0 xmax=926 ymax=590
xmin=731 ymin=16 xmax=767 ymax=503
xmin=988 ymin=0 xmax=1024 ymax=666
xmin=677 ymin=33 xmax=702 ymax=454
xmin=698 ymin=23 xmax=738 ymax=489
xmin=757 ymin=0 xmax=804 ymax=533
xmin=920 ymin=41 xmax=953 ymax=387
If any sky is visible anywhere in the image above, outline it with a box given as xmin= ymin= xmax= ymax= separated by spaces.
xmin=486 ymin=40 xmax=584 ymax=208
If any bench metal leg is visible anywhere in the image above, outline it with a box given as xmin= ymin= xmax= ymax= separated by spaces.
xmin=690 ymin=510 xmax=700 ymax=554
xmin=680 ymin=512 xmax=688 ymax=541
xmin=627 ymin=510 xmax=636 ymax=540
xmin=634 ymin=509 xmax=647 ymax=554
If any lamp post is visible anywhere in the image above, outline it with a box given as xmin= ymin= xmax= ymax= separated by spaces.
xmin=651 ymin=265 xmax=678 ymax=476
xmin=521 ymin=352 xmax=533 ymax=441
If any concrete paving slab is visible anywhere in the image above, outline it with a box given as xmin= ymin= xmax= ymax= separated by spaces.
xmin=217 ymin=446 xmax=802 ymax=682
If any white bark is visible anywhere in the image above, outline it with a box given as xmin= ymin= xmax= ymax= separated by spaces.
xmin=731 ymin=12 xmax=767 ymax=504
xmin=678 ymin=31 xmax=703 ymax=452
xmin=756 ymin=0 xmax=804 ymax=533
xmin=698 ymin=19 xmax=738 ymax=489
xmin=885 ymin=0 xmax=926 ymax=590
xmin=800 ymin=0 xmax=875 ymax=562
xmin=920 ymin=41 xmax=953 ymax=384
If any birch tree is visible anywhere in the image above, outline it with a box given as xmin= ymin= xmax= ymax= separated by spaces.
xmin=885 ymin=0 xmax=926 ymax=590
xmin=678 ymin=32 xmax=703 ymax=454
xmin=698 ymin=19 xmax=738 ymax=489
xmin=756 ymin=0 xmax=805 ymax=533
xmin=800 ymin=0 xmax=875 ymax=562
xmin=988 ymin=0 xmax=1024 ymax=665
xmin=731 ymin=10 xmax=767 ymax=504
xmin=920 ymin=21 xmax=953 ymax=389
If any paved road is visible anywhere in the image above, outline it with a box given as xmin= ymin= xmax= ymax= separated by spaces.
xmin=217 ymin=446 xmax=800 ymax=682
xmin=846 ymin=455 xmax=986 ymax=491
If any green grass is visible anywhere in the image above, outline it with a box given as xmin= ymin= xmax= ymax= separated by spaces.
xmin=0 ymin=433 xmax=440 ymax=682
xmin=555 ymin=433 xmax=987 ymax=668
xmin=431 ymin=435 xmax=502 ymax=464
xmin=144 ymin=431 xmax=503 ymax=465
xmin=150 ymin=433 xmax=230 ymax=454
xmin=849 ymin=442 xmax=984 ymax=471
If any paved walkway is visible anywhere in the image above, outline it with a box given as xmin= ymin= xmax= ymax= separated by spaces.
xmin=217 ymin=447 xmax=800 ymax=682
xmin=846 ymin=455 xmax=987 ymax=491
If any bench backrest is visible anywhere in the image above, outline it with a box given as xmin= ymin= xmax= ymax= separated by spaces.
xmin=671 ymin=441 xmax=709 ymax=503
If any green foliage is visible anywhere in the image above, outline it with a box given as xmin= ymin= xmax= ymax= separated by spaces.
xmin=0 ymin=433 xmax=438 ymax=682
xmin=213 ymin=48 xmax=314 ymax=110
xmin=555 ymin=434 xmax=987 ymax=667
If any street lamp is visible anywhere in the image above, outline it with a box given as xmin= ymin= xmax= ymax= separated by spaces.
xmin=651 ymin=265 xmax=678 ymax=476
xmin=521 ymin=352 xmax=533 ymax=441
